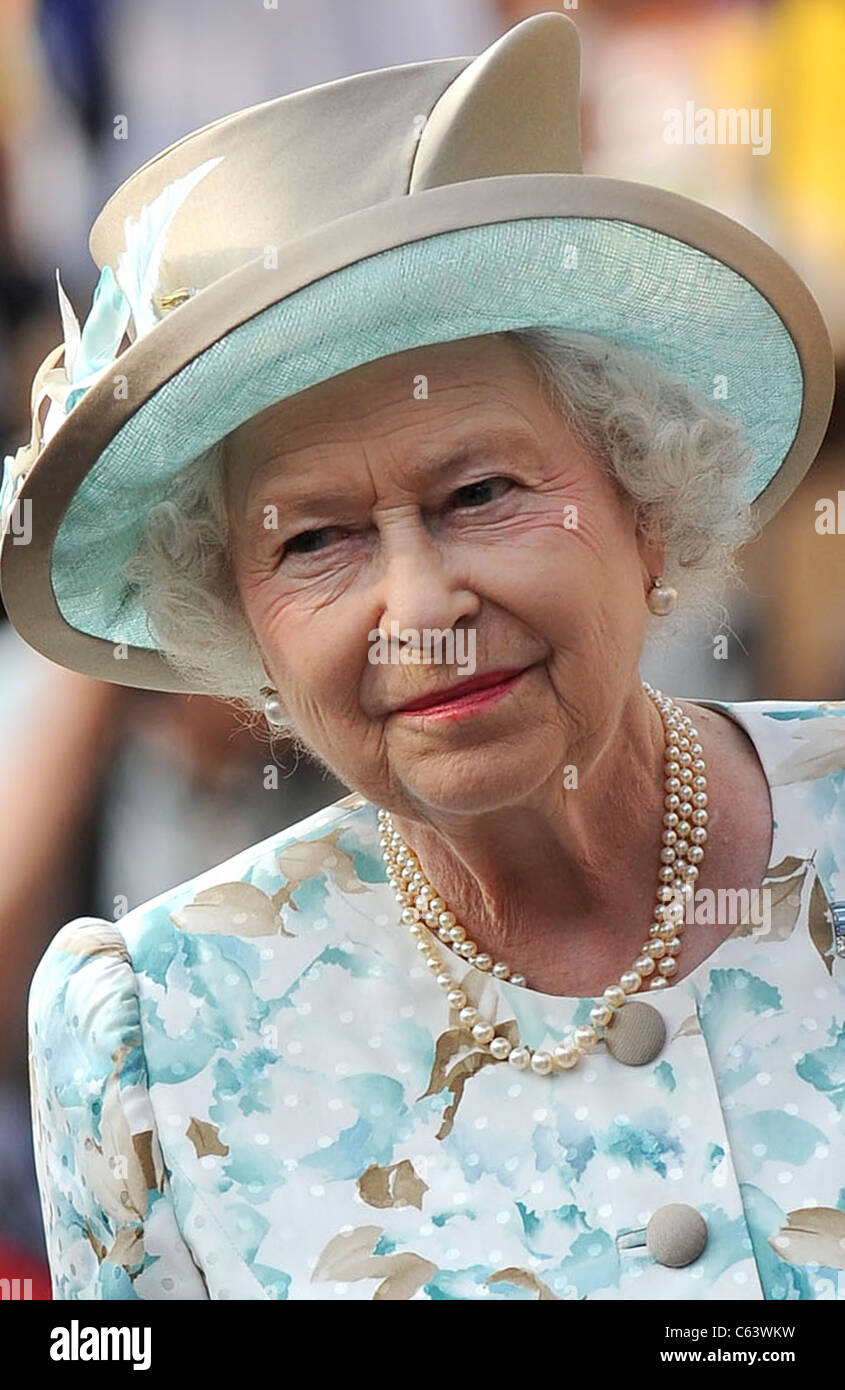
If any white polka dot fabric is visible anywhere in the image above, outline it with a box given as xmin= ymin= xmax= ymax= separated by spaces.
xmin=28 ymin=698 xmax=845 ymax=1299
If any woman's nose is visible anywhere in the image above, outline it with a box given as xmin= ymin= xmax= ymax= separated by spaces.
xmin=375 ymin=524 xmax=480 ymax=640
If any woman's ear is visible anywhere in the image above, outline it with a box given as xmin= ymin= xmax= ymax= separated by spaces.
xmin=635 ymin=522 xmax=666 ymax=597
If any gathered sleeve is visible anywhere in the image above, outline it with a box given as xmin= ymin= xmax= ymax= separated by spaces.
xmin=27 ymin=917 xmax=208 ymax=1299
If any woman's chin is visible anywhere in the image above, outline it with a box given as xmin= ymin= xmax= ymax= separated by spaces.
xmin=394 ymin=743 xmax=557 ymax=818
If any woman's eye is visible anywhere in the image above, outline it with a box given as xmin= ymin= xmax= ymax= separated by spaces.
xmin=282 ymin=526 xmax=346 ymax=558
xmin=451 ymin=476 xmax=513 ymax=509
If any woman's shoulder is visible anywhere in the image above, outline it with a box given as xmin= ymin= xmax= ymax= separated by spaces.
xmin=696 ymin=696 xmax=845 ymax=959
xmin=134 ymin=786 xmax=381 ymax=939
xmin=31 ymin=789 xmax=382 ymax=1007
xmin=695 ymin=695 xmax=845 ymax=793
xmin=28 ymin=914 xmax=136 ymax=1046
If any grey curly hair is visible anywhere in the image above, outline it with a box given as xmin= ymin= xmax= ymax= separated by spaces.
xmin=121 ymin=326 xmax=758 ymax=726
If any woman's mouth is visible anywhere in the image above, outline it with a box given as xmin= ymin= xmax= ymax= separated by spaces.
xmin=393 ymin=667 xmax=530 ymax=722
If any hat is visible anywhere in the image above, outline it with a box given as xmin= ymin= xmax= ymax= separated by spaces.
xmin=0 ymin=11 xmax=834 ymax=695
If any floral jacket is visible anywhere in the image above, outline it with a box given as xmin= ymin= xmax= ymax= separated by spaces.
xmin=28 ymin=698 xmax=845 ymax=1300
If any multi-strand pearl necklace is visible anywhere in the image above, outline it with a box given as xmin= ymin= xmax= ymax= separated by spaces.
xmin=377 ymin=682 xmax=708 ymax=1076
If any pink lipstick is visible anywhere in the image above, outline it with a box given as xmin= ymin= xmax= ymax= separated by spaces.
xmin=394 ymin=667 xmax=529 ymax=723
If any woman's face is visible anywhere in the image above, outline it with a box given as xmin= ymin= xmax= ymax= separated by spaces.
xmin=226 ymin=334 xmax=660 ymax=819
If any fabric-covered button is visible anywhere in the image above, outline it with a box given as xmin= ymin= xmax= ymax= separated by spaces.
xmin=646 ymin=1204 xmax=708 ymax=1267
xmin=604 ymin=1000 xmax=666 ymax=1065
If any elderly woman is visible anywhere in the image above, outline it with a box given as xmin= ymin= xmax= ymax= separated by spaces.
xmin=2 ymin=14 xmax=843 ymax=1302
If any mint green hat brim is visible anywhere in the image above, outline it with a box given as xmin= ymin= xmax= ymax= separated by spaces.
xmin=52 ymin=215 xmax=802 ymax=654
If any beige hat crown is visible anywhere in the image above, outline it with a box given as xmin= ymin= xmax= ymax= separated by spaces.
xmin=91 ymin=11 xmax=581 ymax=328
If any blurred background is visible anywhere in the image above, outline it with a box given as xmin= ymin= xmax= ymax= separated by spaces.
xmin=0 ymin=0 xmax=842 ymax=1294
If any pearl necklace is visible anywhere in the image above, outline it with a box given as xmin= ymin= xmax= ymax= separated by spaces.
xmin=377 ymin=682 xmax=708 ymax=1076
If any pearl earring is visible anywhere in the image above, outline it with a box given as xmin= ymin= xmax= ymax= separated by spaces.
xmin=261 ymin=685 xmax=287 ymax=728
xmin=646 ymin=575 xmax=678 ymax=616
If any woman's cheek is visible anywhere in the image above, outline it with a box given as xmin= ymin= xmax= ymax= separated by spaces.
xmin=242 ymin=584 xmax=306 ymax=655
xmin=281 ymin=598 xmax=371 ymax=691
xmin=247 ymin=563 xmax=355 ymax=638
xmin=461 ymin=509 xmax=595 ymax=596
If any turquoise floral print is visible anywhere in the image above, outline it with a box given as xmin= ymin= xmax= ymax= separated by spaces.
xmin=28 ymin=698 xmax=845 ymax=1300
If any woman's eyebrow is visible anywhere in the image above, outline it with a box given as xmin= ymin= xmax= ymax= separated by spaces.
xmin=414 ymin=426 xmax=540 ymax=481
xmin=245 ymin=487 xmax=361 ymax=531
xmin=244 ymin=426 xmax=539 ymax=525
